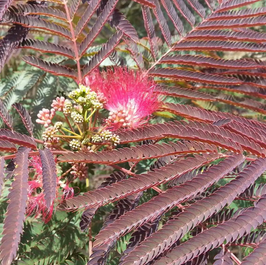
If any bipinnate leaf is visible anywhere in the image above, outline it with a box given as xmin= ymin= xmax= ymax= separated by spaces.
xmin=63 ymin=153 xmax=219 ymax=210
xmin=160 ymin=0 xmax=184 ymax=36
xmin=149 ymin=68 xmax=241 ymax=85
xmin=7 ymin=13 xmax=71 ymax=39
xmin=0 ymin=147 xmax=30 ymax=265
xmin=224 ymin=121 xmax=266 ymax=149
xmin=74 ymin=0 xmax=101 ymax=37
xmin=80 ymin=0 xmax=120 ymax=56
xmin=99 ymin=171 xmax=127 ymax=188
xmin=209 ymin=7 xmax=266 ymax=20
xmin=152 ymin=0 xmax=171 ymax=46
xmin=159 ymin=55 xmax=266 ymax=70
xmin=238 ymin=183 xmax=266 ymax=201
xmin=142 ymin=6 xmax=158 ymax=59
xmin=149 ymin=163 xmax=266 ymax=265
xmin=122 ymin=216 xmax=161 ymax=257
xmin=216 ymin=95 xmax=266 ymax=116
xmin=241 ymin=237 xmax=266 ymax=265
xmin=0 ymin=140 xmax=16 ymax=152
xmin=155 ymin=85 xmax=215 ymax=101
xmin=0 ymin=158 xmax=4 ymax=197
xmin=0 ymin=24 xmax=28 ymax=72
xmin=12 ymin=4 xmax=67 ymax=21
xmin=198 ymin=16 xmax=266 ymax=30
xmin=0 ymin=129 xmax=36 ymax=149
xmin=80 ymin=207 xmax=97 ymax=231
xmin=111 ymin=10 xmax=139 ymax=42
xmin=187 ymin=121 xmax=265 ymax=156
xmin=118 ymin=121 xmax=266 ymax=157
xmin=0 ymin=0 xmax=13 ymax=20
xmin=121 ymin=155 xmax=263 ymax=265
xmin=20 ymin=39 xmax=75 ymax=59
xmin=80 ymin=171 xmax=127 ymax=231
xmin=59 ymin=140 xmax=217 ymax=164
xmin=187 ymin=29 xmax=266 ymax=43
xmin=12 ymin=103 xmax=33 ymax=136
xmin=232 ymin=230 xmax=266 ymax=247
xmin=160 ymin=105 xmax=266 ymax=155
xmin=82 ymin=31 xmax=123 ymax=77
xmin=94 ymin=154 xmax=243 ymax=251
xmin=39 ymin=148 xmax=57 ymax=208
xmin=23 ymin=56 xmax=77 ymax=79
xmin=162 ymin=103 xmax=266 ymax=134
xmin=0 ymin=99 xmax=13 ymax=129
xmin=213 ymin=249 xmax=233 ymax=265
xmin=173 ymin=40 xmax=266 ymax=52
xmin=156 ymin=198 xmax=266 ymax=264
xmin=218 ymin=0 xmax=260 ymax=12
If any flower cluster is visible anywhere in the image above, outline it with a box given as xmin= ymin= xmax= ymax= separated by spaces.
xmin=27 ymin=156 xmax=74 ymax=223
xmin=37 ymin=67 xmax=160 ymax=151
xmin=68 ymin=85 xmax=104 ymax=109
xmin=83 ymin=67 xmax=160 ymax=130
xmin=37 ymin=84 xmax=120 ymax=151
xmin=91 ymin=130 xmax=120 ymax=146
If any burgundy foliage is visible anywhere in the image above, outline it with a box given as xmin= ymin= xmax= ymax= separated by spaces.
xmin=1 ymin=0 xmax=266 ymax=264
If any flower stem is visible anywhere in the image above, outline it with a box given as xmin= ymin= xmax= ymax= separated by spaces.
xmin=64 ymin=113 xmax=75 ymax=132
xmin=56 ymin=135 xmax=81 ymax=139
xmin=76 ymin=123 xmax=83 ymax=135
xmin=86 ymin=109 xmax=96 ymax=123
xmin=91 ymin=109 xmax=99 ymax=129
xmin=61 ymin=127 xmax=80 ymax=136
xmin=2 ymin=150 xmax=68 ymax=160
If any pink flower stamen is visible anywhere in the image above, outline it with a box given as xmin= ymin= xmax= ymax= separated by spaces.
xmin=36 ymin=108 xmax=55 ymax=127
xmin=51 ymin=97 xmax=66 ymax=112
xmin=83 ymin=68 xmax=160 ymax=130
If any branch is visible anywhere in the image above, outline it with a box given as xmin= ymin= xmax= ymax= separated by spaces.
xmin=62 ymin=0 xmax=81 ymax=83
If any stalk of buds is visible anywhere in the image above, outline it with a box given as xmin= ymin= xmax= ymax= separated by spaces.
xmin=38 ymin=85 xmax=120 ymax=151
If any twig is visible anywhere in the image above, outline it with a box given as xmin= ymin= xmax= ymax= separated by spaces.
xmin=62 ymin=0 xmax=82 ymax=82
xmin=2 ymin=150 xmax=68 ymax=160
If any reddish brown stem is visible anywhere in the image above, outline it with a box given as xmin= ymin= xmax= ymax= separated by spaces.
xmin=225 ymin=247 xmax=241 ymax=265
xmin=34 ymin=138 xmax=44 ymax=144
xmin=152 ymin=186 xmax=163 ymax=193
xmin=111 ymin=165 xmax=136 ymax=176
xmin=111 ymin=165 xmax=164 ymax=194
xmin=2 ymin=150 xmax=68 ymax=160
xmin=62 ymin=0 xmax=82 ymax=83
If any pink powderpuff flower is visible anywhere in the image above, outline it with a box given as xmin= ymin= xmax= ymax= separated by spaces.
xmin=83 ymin=68 xmax=160 ymax=129
xmin=27 ymin=156 xmax=58 ymax=223
xmin=30 ymin=156 xmax=43 ymax=177
xmin=51 ymin=96 xmax=66 ymax=112
xmin=36 ymin=108 xmax=55 ymax=127
xmin=28 ymin=180 xmax=42 ymax=193
xmin=27 ymin=181 xmax=53 ymax=223
xmin=27 ymin=192 xmax=53 ymax=223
